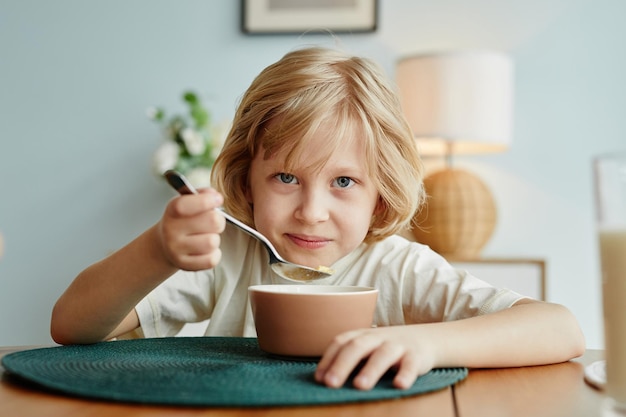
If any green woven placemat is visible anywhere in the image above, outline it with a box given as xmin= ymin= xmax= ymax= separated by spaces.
xmin=1 ymin=337 xmax=467 ymax=407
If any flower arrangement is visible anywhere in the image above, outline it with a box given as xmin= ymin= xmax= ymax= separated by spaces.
xmin=147 ymin=91 xmax=225 ymax=188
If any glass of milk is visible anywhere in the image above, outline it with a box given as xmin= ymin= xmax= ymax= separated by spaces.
xmin=594 ymin=153 xmax=626 ymax=411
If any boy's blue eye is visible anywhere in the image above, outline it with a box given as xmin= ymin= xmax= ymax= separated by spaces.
xmin=276 ymin=173 xmax=298 ymax=184
xmin=333 ymin=176 xmax=354 ymax=188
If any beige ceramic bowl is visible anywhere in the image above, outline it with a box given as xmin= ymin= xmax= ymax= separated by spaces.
xmin=249 ymin=285 xmax=378 ymax=357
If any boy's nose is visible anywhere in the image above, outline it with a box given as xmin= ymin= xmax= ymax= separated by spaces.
xmin=294 ymin=189 xmax=330 ymax=224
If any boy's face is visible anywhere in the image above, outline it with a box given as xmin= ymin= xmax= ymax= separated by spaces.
xmin=246 ymin=125 xmax=380 ymax=270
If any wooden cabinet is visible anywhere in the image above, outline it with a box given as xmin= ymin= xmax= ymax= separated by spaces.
xmin=450 ymin=258 xmax=546 ymax=301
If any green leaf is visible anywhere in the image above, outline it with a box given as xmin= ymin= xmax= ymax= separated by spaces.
xmin=154 ymin=108 xmax=165 ymax=121
xmin=190 ymin=106 xmax=209 ymax=128
xmin=183 ymin=91 xmax=199 ymax=105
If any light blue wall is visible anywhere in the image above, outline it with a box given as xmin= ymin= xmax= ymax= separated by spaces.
xmin=1 ymin=0 xmax=622 ymax=347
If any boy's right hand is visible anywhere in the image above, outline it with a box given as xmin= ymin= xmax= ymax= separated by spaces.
xmin=158 ymin=188 xmax=225 ymax=271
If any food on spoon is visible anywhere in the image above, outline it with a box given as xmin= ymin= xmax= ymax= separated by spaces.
xmin=282 ymin=265 xmax=335 ymax=281
xmin=316 ymin=265 xmax=334 ymax=274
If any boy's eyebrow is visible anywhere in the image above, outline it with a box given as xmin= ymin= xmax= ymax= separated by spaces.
xmin=312 ymin=163 xmax=368 ymax=179
xmin=327 ymin=163 xmax=364 ymax=173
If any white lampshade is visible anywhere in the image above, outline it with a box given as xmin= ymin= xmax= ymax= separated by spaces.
xmin=396 ymin=51 xmax=514 ymax=155
xmin=397 ymin=51 xmax=514 ymax=259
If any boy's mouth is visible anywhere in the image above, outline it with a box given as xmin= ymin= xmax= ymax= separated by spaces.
xmin=285 ymin=234 xmax=331 ymax=250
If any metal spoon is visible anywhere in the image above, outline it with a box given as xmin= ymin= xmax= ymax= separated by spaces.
xmin=163 ymin=170 xmax=333 ymax=282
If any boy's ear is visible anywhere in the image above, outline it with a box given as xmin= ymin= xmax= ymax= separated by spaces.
xmin=372 ymin=196 xmax=387 ymax=226
xmin=373 ymin=196 xmax=386 ymax=217
xmin=244 ymin=184 xmax=253 ymax=204
xmin=369 ymin=197 xmax=386 ymax=231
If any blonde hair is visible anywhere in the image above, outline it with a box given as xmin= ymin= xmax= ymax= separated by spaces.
xmin=211 ymin=46 xmax=424 ymax=243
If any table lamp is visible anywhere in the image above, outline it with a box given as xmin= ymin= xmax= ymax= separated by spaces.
xmin=396 ymin=51 xmax=514 ymax=259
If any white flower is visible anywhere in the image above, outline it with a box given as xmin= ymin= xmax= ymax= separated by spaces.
xmin=181 ymin=128 xmax=206 ymax=156
xmin=147 ymin=92 xmax=222 ymax=183
xmin=145 ymin=107 xmax=160 ymax=120
xmin=152 ymin=141 xmax=179 ymax=175
xmin=209 ymin=120 xmax=230 ymax=159
xmin=186 ymin=167 xmax=213 ymax=189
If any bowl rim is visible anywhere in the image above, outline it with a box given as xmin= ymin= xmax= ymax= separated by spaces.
xmin=248 ymin=284 xmax=378 ymax=295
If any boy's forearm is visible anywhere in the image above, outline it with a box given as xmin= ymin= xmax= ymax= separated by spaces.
xmin=427 ymin=300 xmax=586 ymax=369
xmin=50 ymin=224 xmax=178 ymax=344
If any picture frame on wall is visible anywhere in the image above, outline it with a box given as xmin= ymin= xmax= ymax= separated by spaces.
xmin=241 ymin=0 xmax=378 ymax=35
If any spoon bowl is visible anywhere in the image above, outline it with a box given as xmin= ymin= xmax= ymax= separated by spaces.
xmin=164 ymin=170 xmax=333 ymax=282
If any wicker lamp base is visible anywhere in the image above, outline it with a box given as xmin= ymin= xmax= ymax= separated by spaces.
xmin=412 ymin=168 xmax=496 ymax=259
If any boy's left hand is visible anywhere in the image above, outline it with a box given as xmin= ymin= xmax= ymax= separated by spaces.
xmin=314 ymin=325 xmax=435 ymax=390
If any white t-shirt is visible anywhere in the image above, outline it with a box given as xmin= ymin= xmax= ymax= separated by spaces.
xmin=135 ymin=223 xmax=526 ymax=338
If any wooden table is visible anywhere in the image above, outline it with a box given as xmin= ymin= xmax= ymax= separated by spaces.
xmin=0 ymin=346 xmax=607 ymax=417
xmin=455 ymin=350 xmax=607 ymax=417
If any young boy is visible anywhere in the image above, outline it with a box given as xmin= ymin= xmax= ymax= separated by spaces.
xmin=51 ymin=46 xmax=585 ymax=391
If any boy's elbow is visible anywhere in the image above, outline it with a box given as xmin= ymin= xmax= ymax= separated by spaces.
xmin=518 ymin=299 xmax=587 ymax=361
xmin=570 ymin=325 xmax=587 ymax=359
xmin=50 ymin=327 xmax=71 ymax=346
xmin=50 ymin=303 xmax=71 ymax=345
xmin=558 ymin=303 xmax=587 ymax=360
xmin=50 ymin=301 xmax=85 ymax=345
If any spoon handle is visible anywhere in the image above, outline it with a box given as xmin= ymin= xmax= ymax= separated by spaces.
xmin=163 ymin=169 xmax=197 ymax=195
